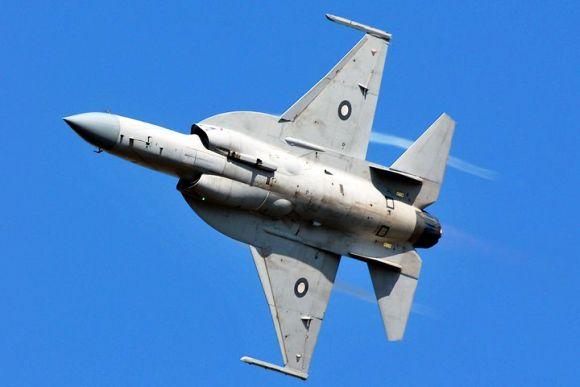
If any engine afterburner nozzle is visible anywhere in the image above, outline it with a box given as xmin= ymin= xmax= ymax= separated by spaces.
xmin=410 ymin=211 xmax=442 ymax=248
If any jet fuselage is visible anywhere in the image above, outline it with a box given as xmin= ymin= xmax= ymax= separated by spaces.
xmin=64 ymin=112 xmax=440 ymax=261
xmin=63 ymin=13 xmax=458 ymax=380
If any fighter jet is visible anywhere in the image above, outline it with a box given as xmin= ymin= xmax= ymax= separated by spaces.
xmin=64 ymin=14 xmax=454 ymax=380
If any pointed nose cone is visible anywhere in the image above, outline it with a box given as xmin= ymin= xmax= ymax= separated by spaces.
xmin=63 ymin=112 xmax=120 ymax=150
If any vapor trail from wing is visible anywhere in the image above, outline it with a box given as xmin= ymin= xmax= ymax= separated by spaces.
xmin=370 ymin=132 xmax=498 ymax=180
xmin=334 ymin=281 xmax=438 ymax=319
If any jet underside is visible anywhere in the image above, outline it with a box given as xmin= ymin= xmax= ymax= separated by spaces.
xmin=63 ymin=13 xmax=455 ymax=380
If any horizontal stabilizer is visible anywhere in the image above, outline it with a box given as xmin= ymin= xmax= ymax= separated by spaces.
xmin=390 ymin=113 xmax=455 ymax=208
xmin=368 ymin=250 xmax=422 ymax=341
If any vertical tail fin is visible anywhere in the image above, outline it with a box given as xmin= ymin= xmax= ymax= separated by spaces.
xmin=390 ymin=113 xmax=455 ymax=208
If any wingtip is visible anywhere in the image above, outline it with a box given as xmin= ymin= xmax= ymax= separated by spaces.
xmin=323 ymin=13 xmax=391 ymax=41
xmin=240 ymin=356 xmax=308 ymax=380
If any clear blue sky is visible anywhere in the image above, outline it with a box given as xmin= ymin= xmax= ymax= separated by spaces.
xmin=1 ymin=1 xmax=578 ymax=385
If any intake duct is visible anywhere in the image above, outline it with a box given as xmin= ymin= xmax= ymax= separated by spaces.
xmin=177 ymin=174 xmax=293 ymax=218
xmin=409 ymin=211 xmax=442 ymax=248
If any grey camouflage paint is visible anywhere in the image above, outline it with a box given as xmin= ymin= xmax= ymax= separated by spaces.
xmin=63 ymin=14 xmax=455 ymax=380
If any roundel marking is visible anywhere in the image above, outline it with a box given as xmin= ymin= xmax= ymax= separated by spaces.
xmin=294 ymin=278 xmax=309 ymax=298
xmin=338 ymin=100 xmax=352 ymax=121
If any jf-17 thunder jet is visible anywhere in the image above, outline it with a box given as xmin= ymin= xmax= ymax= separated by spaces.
xmin=64 ymin=14 xmax=455 ymax=380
